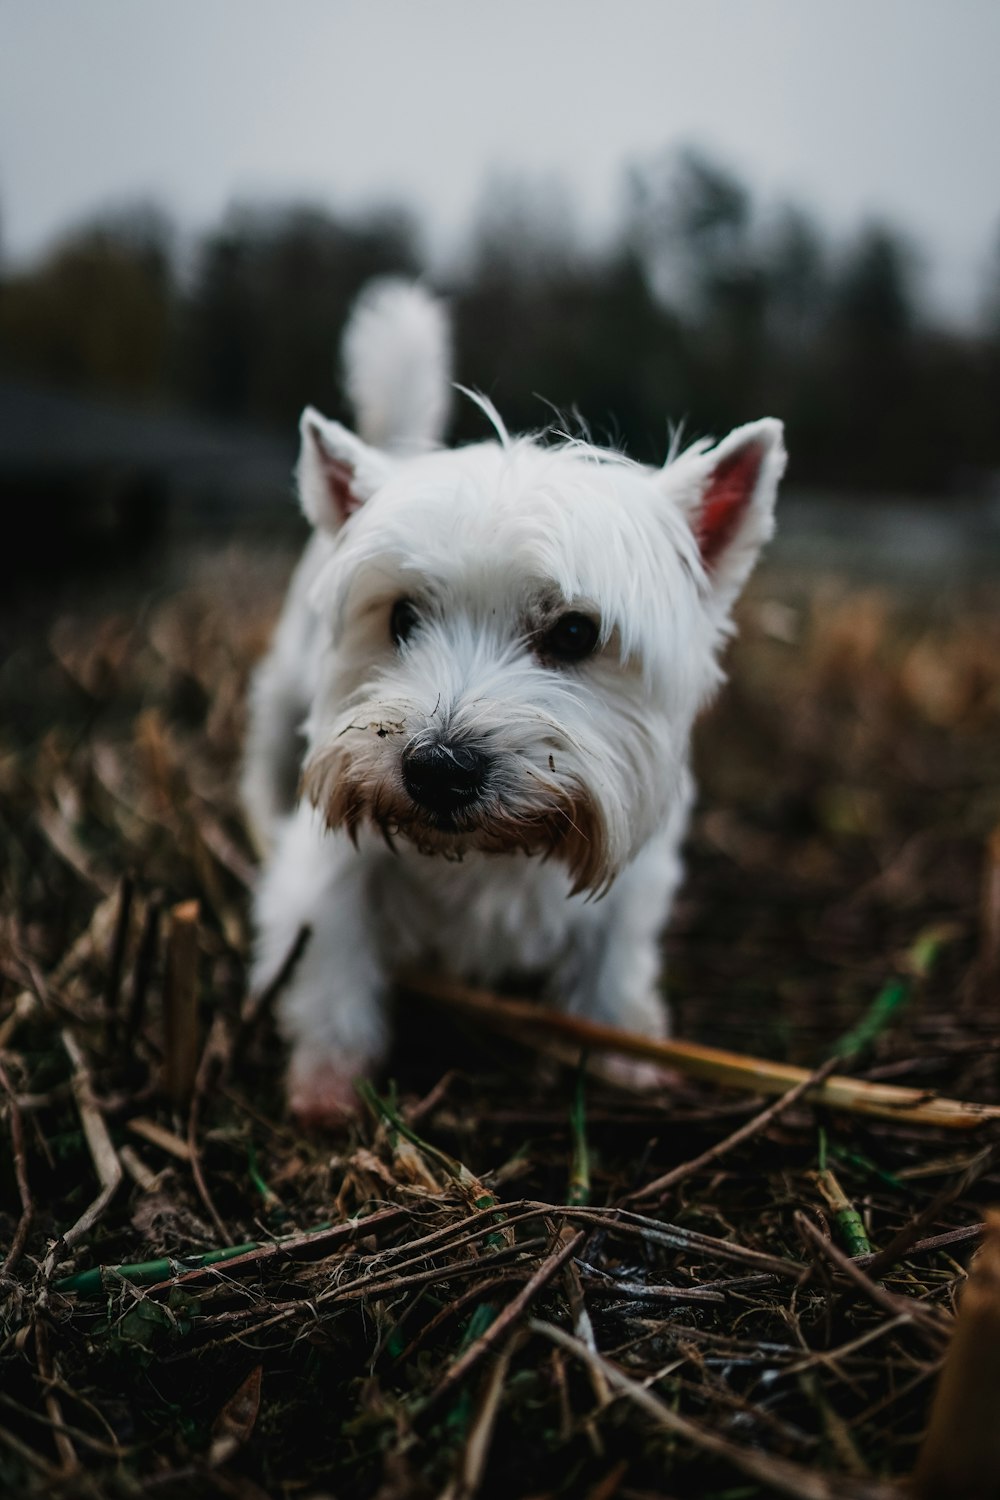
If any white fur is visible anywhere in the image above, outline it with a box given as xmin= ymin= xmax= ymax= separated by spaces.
xmin=341 ymin=278 xmax=452 ymax=454
xmin=243 ymin=279 xmax=786 ymax=1122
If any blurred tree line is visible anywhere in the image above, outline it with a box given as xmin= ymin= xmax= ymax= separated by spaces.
xmin=2 ymin=147 xmax=999 ymax=495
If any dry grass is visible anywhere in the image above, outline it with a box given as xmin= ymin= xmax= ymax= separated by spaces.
xmin=1 ymin=541 xmax=999 ymax=1499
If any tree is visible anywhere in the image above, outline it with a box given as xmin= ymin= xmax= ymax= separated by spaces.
xmin=0 ymin=204 xmax=175 ymax=398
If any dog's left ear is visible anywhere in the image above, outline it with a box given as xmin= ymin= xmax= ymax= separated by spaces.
xmin=297 ymin=406 xmax=394 ymax=532
xmin=665 ymin=418 xmax=786 ymax=613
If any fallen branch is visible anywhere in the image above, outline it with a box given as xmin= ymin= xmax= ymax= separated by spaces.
xmin=406 ymin=975 xmax=1000 ymax=1130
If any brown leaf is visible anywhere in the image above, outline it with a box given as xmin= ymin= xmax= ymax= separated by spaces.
xmin=209 ymin=1364 xmax=263 ymax=1468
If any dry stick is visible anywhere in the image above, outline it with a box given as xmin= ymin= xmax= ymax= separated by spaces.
xmin=857 ymin=1221 xmax=985 ymax=1269
xmin=127 ymin=1115 xmax=192 ymax=1162
xmin=0 ymin=1057 xmax=33 ymax=1274
xmin=118 ymin=1145 xmax=160 ymax=1192
xmin=426 ymin=1229 xmax=587 ymax=1410
xmin=124 ymin=894 xmax=161 ymax=1048
xmin=156 ymin=1201 xmax=503 ymax=1292
xmin=163 ymin=899 xmax=200 ymax=1104
xmin=187 ymin=1012 xmax=231 ymax=1242
xmin=41 ymin=1030 xmax=124 ymax=1282
xmin=102 ymin=875 xmax=133 ymax=1044
xmin=912 ymin=1209 xmax=1000 ymax=1500
xmin=530 ymin=1321 xmax=897 ymax=1500
xmin=395 ymin=1269 xmax=535 ymax=1365
xmin=406 ymin=975 xmax=1000 ymax=1130
xmin=795 ymin=1212 xmax=949 ymax=1347
xmin=32 ymin=1317 xmax=77 ymax=1476
xmin=35 ymin=804 xmax=114 ymax=896
xmin=438 ymin=1332 xmax=523 ymax=1500
xmin=554 ymin=1205 xmax=806 ymax=1280
xmin=861 ymin=1141 xmax=1000 ymax=1284
xmin=0 ymin=890 xmax=122 ymax=1049
xmin=317 ymin=1238 xmax=548 ymax=1311
xmin=61 ymin=1028 xmax=123 ymax=1246
xmin=623 ymin=1056 xmax=843 ymax=1204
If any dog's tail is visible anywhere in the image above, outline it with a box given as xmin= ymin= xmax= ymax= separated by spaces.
xmin=341 ymin=279 xmax=452 ymax=454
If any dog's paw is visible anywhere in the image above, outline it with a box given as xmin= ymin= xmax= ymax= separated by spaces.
xmin=287 ymin=1054 xmax=367 ymax=1129
xmin=596 ymin=1055 xmax=682 ymax=1095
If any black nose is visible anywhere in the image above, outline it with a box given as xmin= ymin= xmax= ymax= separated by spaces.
xmin=401 ymin=741 xmax=490 ymax=817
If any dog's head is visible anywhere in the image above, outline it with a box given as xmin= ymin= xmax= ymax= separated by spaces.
xmin=297 ymin=403 xmax=785 ymax=896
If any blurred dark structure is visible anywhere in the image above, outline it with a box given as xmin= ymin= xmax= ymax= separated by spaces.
xmin=2 ymin=149 xmax=999 ymax=576
xmin=0 ymin=379 xmax=295 ymax=583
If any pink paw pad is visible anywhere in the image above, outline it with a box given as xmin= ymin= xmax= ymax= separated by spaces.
xmin=288 ymin=1057 xmax=367 ymax=1129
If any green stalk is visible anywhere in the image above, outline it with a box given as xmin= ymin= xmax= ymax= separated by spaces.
xmin=567 ymin=1055 xmax=591 ymax=1207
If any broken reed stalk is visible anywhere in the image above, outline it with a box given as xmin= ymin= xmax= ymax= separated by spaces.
xmin=162 ymin=899 xmax=200 ymax=1104
xmin=404 ymin=975 xmax=1000 ymax=1130
xmin=912 ymin=1211 xmax=1000 ymax=1500
xmin=981 ymin=824 xmax=1000 ymax=974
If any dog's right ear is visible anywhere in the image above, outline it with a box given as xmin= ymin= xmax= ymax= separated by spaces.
xmin=297 ymin=407 xmax=393 ymax=532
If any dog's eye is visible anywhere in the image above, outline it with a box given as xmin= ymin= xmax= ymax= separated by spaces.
xmin=541 ymin=611 xmax=600 ymax=663
xmin=390 ymin=598 xmax=420 ymax=646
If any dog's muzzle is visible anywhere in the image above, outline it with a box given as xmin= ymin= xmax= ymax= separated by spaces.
xmin=401 ymin=740 xmax=491 ymax=819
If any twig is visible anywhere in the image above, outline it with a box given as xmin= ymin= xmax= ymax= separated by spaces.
xmin=437 ymin=1332 xmax=522 ymax=1500
xmin=54 ymin=1204 xmax=411 ymax=1296
xmin=55 ymin=1028 xmax=123 ymax=1255
xmin=187 ymin=1012 xmax=231 ymax=1241
xmin=426 ymin=1228 xmax=587 ymax=1409
xmin=124 ymin=894 xmax=162 ymax=1048
xmin=35 ymin=804 xmax=114 ymax=896
xmin=856 ymin=1222 xmax=985 ymax=1268
xmin=126 ymin=1114 xmax=192 ymax=1161
xmin=568 ymin=1058 xmax=591 ymax=1206
xmin=0 ymin=1056 xmax=33 ymax=1274
xmin=405 ymin=975 xmax=1000 ymax=1129
xmin=102 ymin=874 xmax=133 ymax=1042
xmin=555 ymin=1205 xmax=807 ymax=1280
xmin=623 ymin=1056 xmax=842 ymax=1203
xmin=862 ymin=1142 xmax=1000 ymax=1283
xmin=0 ymin=890 xmax=122 ymax=1049
xmin=795 ymin=1212 xmax=949 ymax=1347
xmin=529 ymin=1321 xmax=897 ymax=1499
xmin=33 ymin=1317 xmax=78 ymax=1475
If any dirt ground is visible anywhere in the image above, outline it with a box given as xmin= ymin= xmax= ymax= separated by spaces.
xmin=1 ymin=540 xmax=999 ymax=1499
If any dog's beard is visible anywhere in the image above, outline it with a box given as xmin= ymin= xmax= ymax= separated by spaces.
xmin=302 ymin=736 xmax=612 ymax=897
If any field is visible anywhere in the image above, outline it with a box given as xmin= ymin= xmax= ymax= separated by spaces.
xmin=1 ymin=538 xmax=999 ymax=1499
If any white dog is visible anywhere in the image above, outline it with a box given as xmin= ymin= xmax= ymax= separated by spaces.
xmin=244 ymin=280 xmax=786 ymax=1125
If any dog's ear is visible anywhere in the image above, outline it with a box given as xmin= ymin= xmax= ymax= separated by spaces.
xmin=297 ymin=407 xmax=393 ymax=531
xmin=667 ymin=418 xmax=786 ymax=612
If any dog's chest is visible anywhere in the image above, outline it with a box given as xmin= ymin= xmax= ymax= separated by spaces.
xmin=366 ymin=850 xmax=581 ymax=984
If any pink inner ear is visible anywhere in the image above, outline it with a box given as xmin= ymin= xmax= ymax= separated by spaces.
xmin=317 ymin=449 xmax=364 ymax=522
xmin=696 ymin=443 xmax=763 ymax=567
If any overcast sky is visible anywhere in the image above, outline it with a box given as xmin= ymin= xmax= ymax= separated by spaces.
xmin=2 ymin=0 xmax=999 ymax=322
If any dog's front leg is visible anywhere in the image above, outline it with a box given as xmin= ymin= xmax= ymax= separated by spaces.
xmin=252 ymin=803 xmax=388 ymax=1126
xmin=555 ymin=836 xmax=686 ymax=1092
